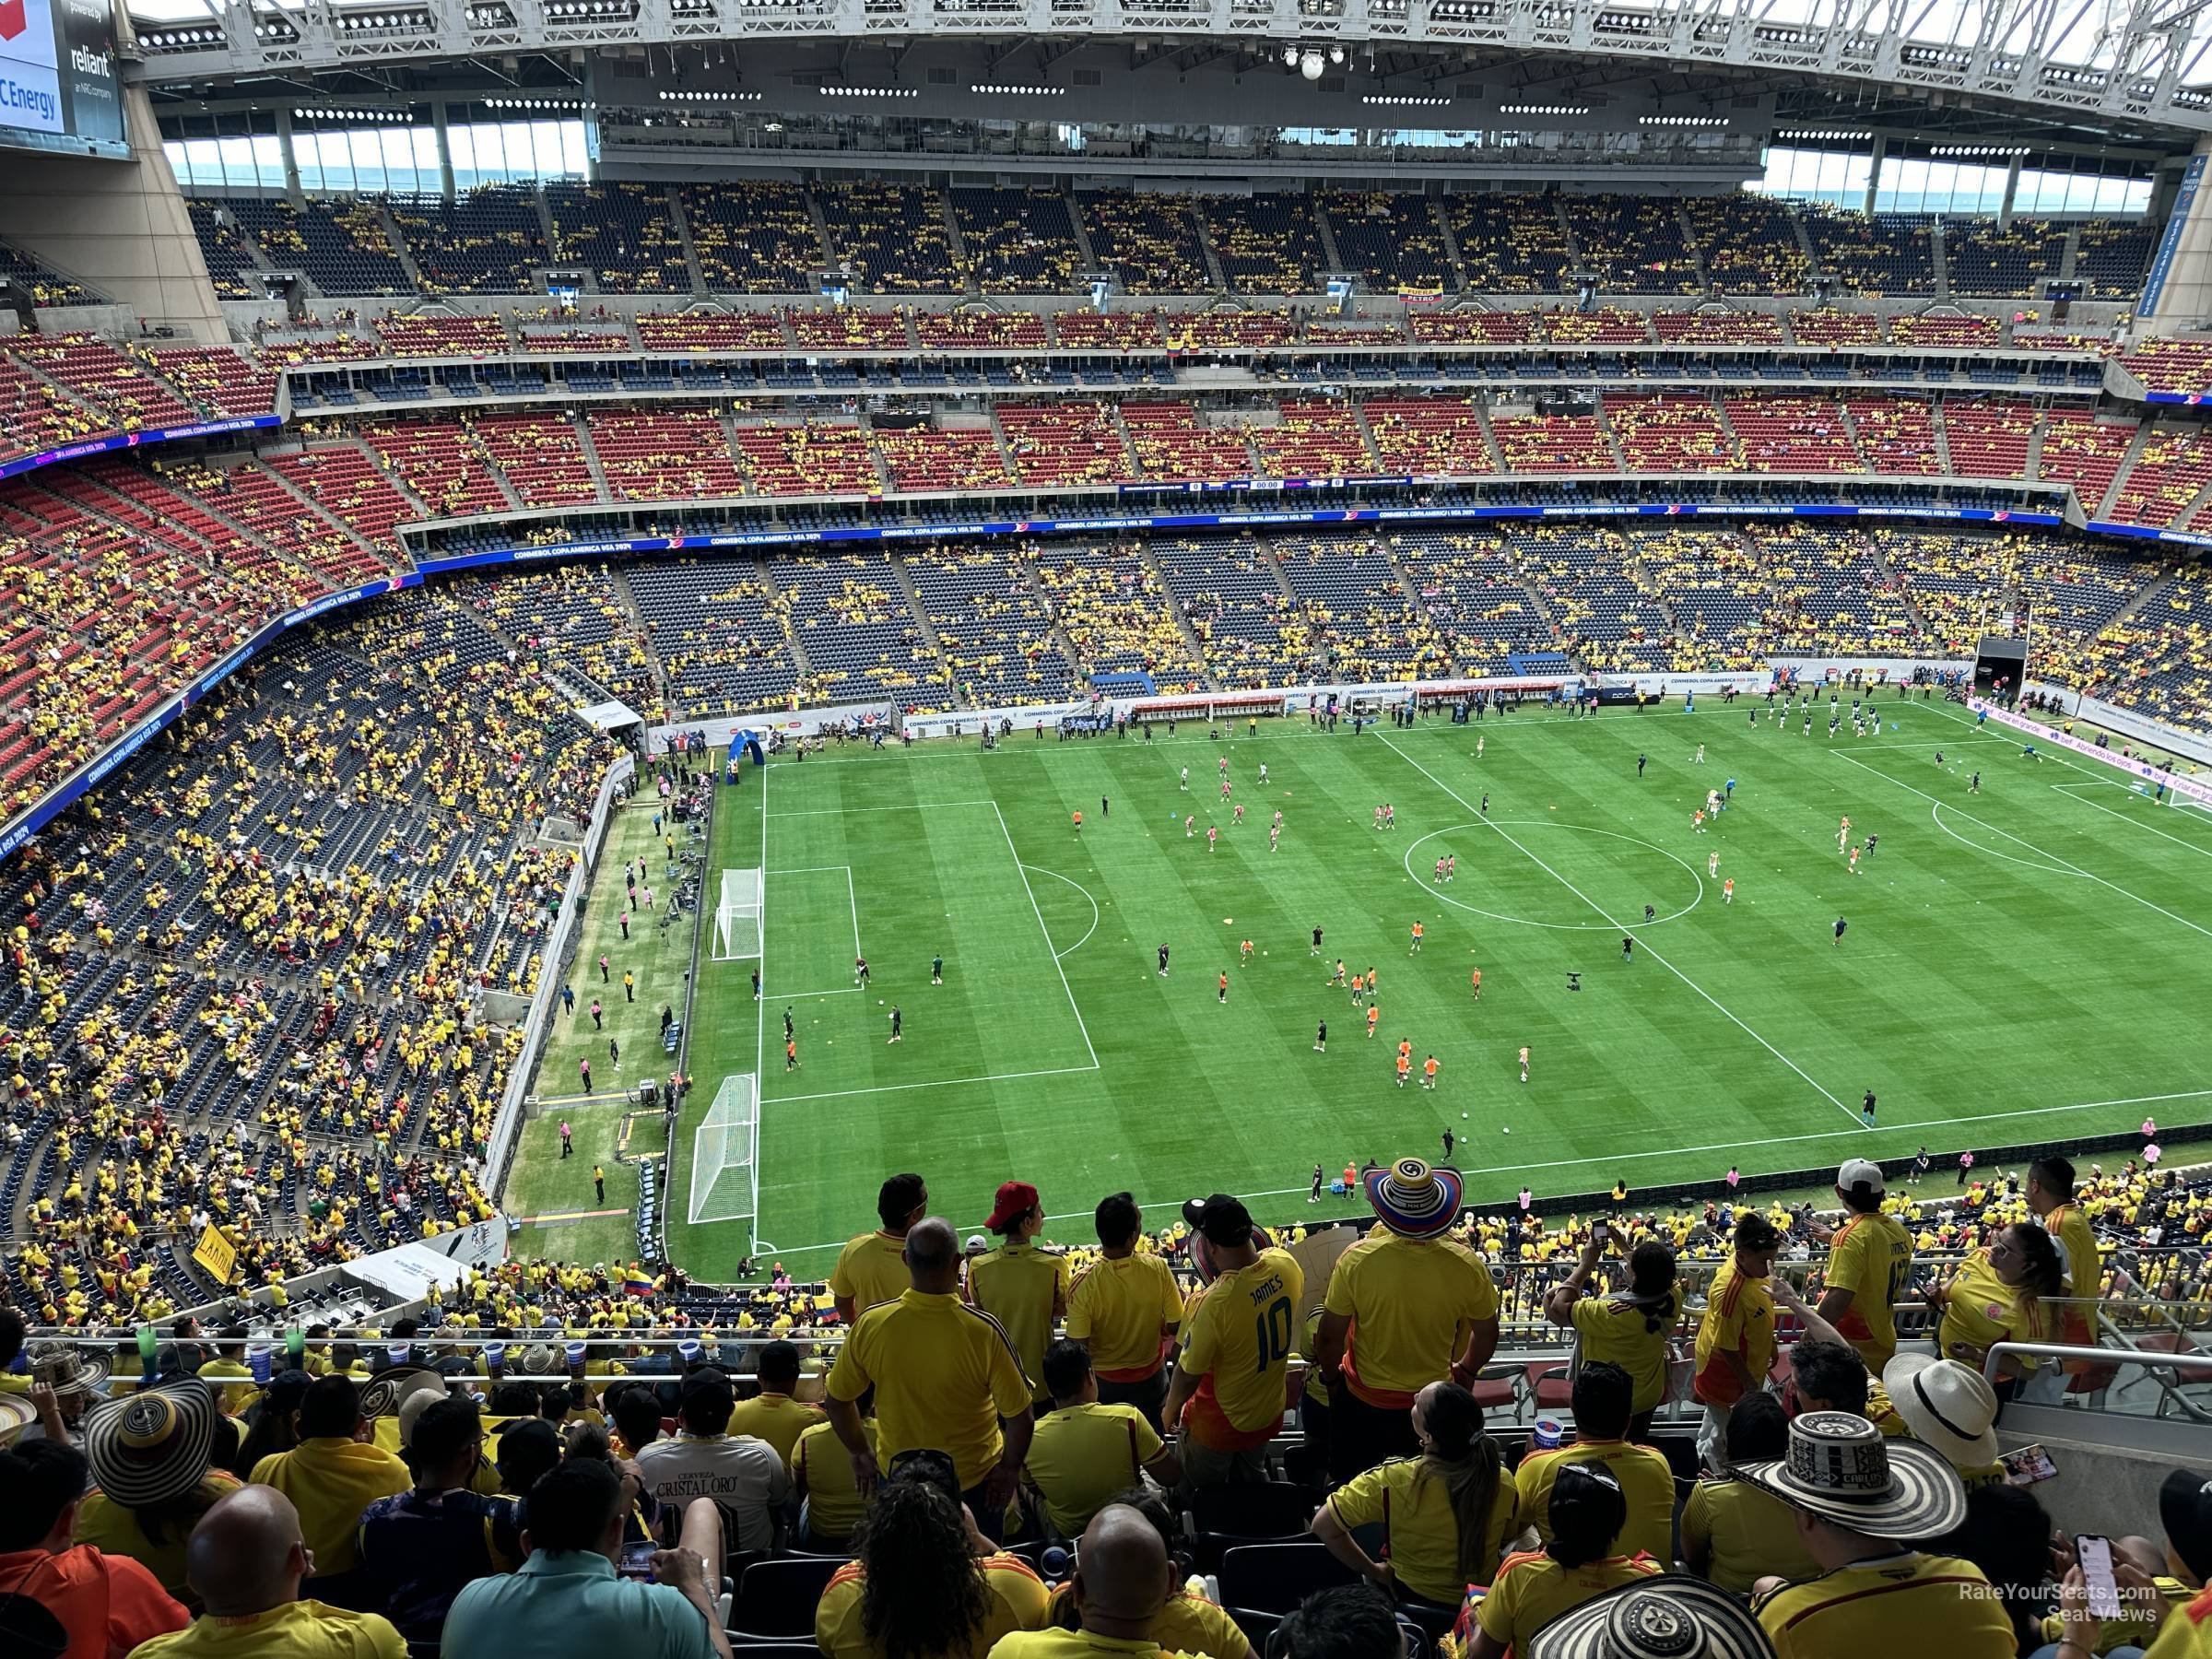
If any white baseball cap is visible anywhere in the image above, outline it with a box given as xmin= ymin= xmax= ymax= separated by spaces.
xmin=1837 ymin=1158 xmax=1886 ymax=1197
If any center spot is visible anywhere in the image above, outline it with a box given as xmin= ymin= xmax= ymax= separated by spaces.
xmin=1404 ymin=820 xmax=1705 ymax=932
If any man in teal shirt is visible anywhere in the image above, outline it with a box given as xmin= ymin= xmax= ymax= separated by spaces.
xmin=441 ymin=1459 xmax=732 ymax=1659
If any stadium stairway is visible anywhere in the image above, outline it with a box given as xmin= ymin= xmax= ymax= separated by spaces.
xmin=886 ymin=552 xmax=956 ymax=690
xmin=938 ymin=190 xmax=978 ymax=297
xmin=666 ymin=186 xmax=711 ymax=295
xmin=375 ymin=201 xmax=429 ymax=293
xmin=2099 ymin=421 xmax=2159 ymax=519
xmin=1590 ymin=402 xmax=1632 ymax=471
xmin=1310 ymin=196 xmax=1347 ymax=277
xmin=1194 ymin=199 xmax=1231 ymax=293
xmin=1675 ymin=203 xmax=1714 ymax=290
xmin=1929 ymin=403 xmax=1959 ymax=472
xmin=1135 ymin=536 xmax=1222 ymax=690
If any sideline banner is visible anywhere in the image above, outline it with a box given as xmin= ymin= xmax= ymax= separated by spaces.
xmin=1969 ymin=697 xmax=2212 ymax=806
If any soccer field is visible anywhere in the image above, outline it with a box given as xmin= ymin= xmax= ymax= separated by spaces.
xmin=649 ymin=695 xmax=2212 ymax=1281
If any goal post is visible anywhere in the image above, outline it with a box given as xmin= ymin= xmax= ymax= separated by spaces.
xmin=712 ymin=868 xmax=763 ymax=962
xmin=688 ymin=1072 xmax=759 ymax=1232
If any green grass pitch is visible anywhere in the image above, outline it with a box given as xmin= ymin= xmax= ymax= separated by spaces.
xmin=515 ymin=695 xmax=2212 ymax=1280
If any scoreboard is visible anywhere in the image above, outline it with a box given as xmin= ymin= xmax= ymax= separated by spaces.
xmin=0 ymin=0 xmax=125 ymax=159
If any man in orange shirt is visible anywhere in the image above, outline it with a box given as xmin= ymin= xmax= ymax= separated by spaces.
xmin=1694 ymin=1212 xmax=1783 ymax=1471
xmin=1365 ymin=1005 xmax=1379 ymax=1039
xmin=0 ymin=1439 xmax=190 ymax=1655
xmin=1394 ymin=1053 xmax=1411 ymax=1088
xmin=1470 ymin=968 xmax=1482 ymax=999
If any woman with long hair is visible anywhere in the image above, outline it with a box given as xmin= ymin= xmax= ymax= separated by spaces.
xmin=1545 ymin=1236 xmax=1680 ymax=1441
xmin=814 ymin=1458 xmax=1050 ymax=1659
xmin=1462 ymin=1464 xmax=1663 ymax=1659
xmin=1929 ymin=1221 xmax=2065 ymax=1399
xmin=1312 ymin=1380 xmax=1517 ymax=1610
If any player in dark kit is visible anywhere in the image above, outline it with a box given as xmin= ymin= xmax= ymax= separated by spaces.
xmin=1833 ymin=916 xmax=1848 ymax=946
xmin=1312 ymin=925 xmax=1324 ymax=957
xmin=1637 ymin=753 xmax=1647 ymax=777
xmin=1158 ymin=944 xmax=1171 ymax=976
xmin=1621 ymin=935 xmax=1633 ymax=961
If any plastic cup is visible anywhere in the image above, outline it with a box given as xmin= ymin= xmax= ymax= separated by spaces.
xmin=566 ymin=1341 xmax=586 ymax=1378
xmin=247 ymin=1342 xmax=273 ymax=1382
xmin=1534 ymin=1418 xmax=1564 ymax=1450
xmin=485 ymin=1343 xmax=506 ymax=1377
xmin=388 ymin=1343 xmax=411 ymax=1368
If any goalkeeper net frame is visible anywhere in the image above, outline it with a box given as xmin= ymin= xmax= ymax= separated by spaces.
xmin=688 ymin=1072 xmax=759 ymax=1231
xmin=712 ymin=868 xmax=763 ymax=962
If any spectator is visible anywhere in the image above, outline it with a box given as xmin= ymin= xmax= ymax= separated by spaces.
xmin=1312 ymin=1380 xmax=1517 ymax=1611
xmin=441 ymin=1459 xmax=734 ymax=1659
xmin=1024 ymin=1341 xmax=1180 ymax=1539
xmin=1273 ymin=1585 xmax=1403 ymax=1659
xmin=606 ymin=1382 xmax=666 ymax=1463
xmin=1543 ymin=1235 xmax=1679 ymax=1441
xmin=1064 ymin=1192 xmax=1183 ymax=1433
xmin=1315 ymin=1159 xmax=1500 ymax=1478
xmin=246 ymin=1374 xmax=412 ymax=1588
xmin=968 ymin=1181 xmax=1069 ymax=1412
xmin=633 ymin=1366 xmax=788 ymax=1554
xmin=18 ymin=1344 xmax=108 ymax=1445
xmin=1680 ymin=1393 xmax=1821 ymax=1593
xmin=1785 ymin=1338 xmax=1875 ymax=1420
xmin=1524 ymin=1576 xmax=1777 ymax=1658
xmin=824 ymin=1217 xmax=1035 ymax=1542
xmin=229 ymin=1370 xmax=313 ymax=1480
xmin=1694 ymin=1211 xmax=1783 ymax=1468
xmin=0 ymin=1437 xmax=190 ymax=1657
xmin=2025 ymin=1153 xmax=2101 ymax=1399
xmin=793 ymin=1390 xmax=875 ymax=1552
xmin=1163 ymin=1194 xmax=1305 ymax=1488
xmin=196 ymin=1328 xmax=255 ymax=1416
xmin=1737 ymin=1411 xmax=2015 ymax=1656
xmin=2048 ymin=1467 xmax=2211 ymax=1658
xmin=725 ymin=1340 xmax=823 ymax=1471
xmin=1463 ymin=1465 xmax=1663 ymax=1658
xmin=1514 ymin=1361 xmax=1674 ymax=1562
xmin=130 ymin=1486 xmax=404 ymax=1659
xmin=986 ymin=1501 xmax=1184 ymax=1659
xmin=1943 ymin=1483 xmax=2056 ymax=1654
xmin=70 ymin=1377 xmax=241 ymax=1608
xmin=1041 ymin=1488 xmax=1247 ymax=1659
xmin=818 ymin=1453 xmax=1049 ymax=1659
xmin=830 ymin=1172 xmax=928 ymax=1324
xmin=495 ymin=1418 xmax=564 ymax=1501
xmin=1925 ymin=1222 xmax=2066 ymax=1398
xmin=1883 ymin=1358 xmax=2006 ymax=1488
xmin=357 ymin=1395 xmax=524 ymax=1647
xmin=1811 ymin=1158 xmax=1914 ymax=1377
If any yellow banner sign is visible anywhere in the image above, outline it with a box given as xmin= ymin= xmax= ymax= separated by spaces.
xmin=193 ymin=1225 xmax=237 ymax=1286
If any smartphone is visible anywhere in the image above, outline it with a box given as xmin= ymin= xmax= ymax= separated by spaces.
xmin=1592 ymin=1221 xmax=1609 ymax=1247
xmin=2002 ymin=1443 xmax=2058 ymax=1485
xmin=618 ymin=1541 xmax=657 ymax=1582
xmin=2077 ymin=1535 xmax=2123 ymax=1621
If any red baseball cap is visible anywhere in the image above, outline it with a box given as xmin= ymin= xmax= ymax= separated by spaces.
xmin=985 ymin=1181 xmax=1040 ymax=1231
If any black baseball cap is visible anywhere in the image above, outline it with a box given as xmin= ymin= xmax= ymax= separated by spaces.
xmin=1182 ymin=1194 xmax=1255 ymax=1247
xmin=2161 ymin=1468 xmax=2212 ymax=1582
xmin=679 ymin=1365 xmax=735 ymax=1411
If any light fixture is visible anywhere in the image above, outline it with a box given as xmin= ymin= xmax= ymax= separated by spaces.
xmin=1282 ymin=44 xmax=1300 ymax=66
xmin=1499 ymin=102 xmax=1590 ymax=115
xmin=1300 ymin=50 xmax=1324 ymax=79
xmin=1327 ymin=44 xmax=1345 ymax=64
xmin=1640 ymin=114 xmax=1728 ymax=126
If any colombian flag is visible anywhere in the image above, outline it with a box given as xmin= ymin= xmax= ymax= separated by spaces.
xmin=622 ymin=1271 xmax=655 ymax=1298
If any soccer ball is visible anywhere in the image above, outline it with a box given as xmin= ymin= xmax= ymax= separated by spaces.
xmin=1502 ymin=1126 xmax=1511 ymax=1134
xmin=1461 ymin=1112 xmax=1469 ymax=1119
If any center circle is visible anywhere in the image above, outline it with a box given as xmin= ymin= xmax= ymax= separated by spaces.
xmin=1403 ymin=820 xmax=1706 ymax=932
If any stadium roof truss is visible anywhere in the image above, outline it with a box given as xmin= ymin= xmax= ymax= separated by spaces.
xmin=124 ymin=0 xmax=2212 ymax=134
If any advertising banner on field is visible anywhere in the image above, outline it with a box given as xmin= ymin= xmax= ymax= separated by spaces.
xmin=1969 ymin=697 xmax=2212 ymax=806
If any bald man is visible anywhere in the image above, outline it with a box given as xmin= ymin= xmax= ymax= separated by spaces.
xmin=130 ymin=1486 xmax=406 ymax=1659
xmin=985 ymin=1504 xmax=1181 ymax=1659
xmin=826 ymin=1215 xmax=1036 ymax=1544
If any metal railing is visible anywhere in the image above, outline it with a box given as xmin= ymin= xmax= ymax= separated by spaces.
xmin=1983 ymin=1340 xmax=2212 ymax=1423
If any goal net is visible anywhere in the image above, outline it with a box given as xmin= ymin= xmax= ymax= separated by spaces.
xmin=688 ymin=1072 xmax=759 ymax=1230
xmin=712 ymin=868 xmax=763 ymax=962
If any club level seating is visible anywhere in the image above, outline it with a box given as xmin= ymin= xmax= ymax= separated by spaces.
xmin=636 ymin=311 xmax=791 ymax=353
xmin=10 ymin=335 xmax=194 ymax=431
xmin=1052 ymin=310 xmax=1168 ymax=350
xmin=2035 ymin=408 xmax=2137 ymax=507
xmin=732 ymin=422 xmax=880 ymax=497
xmin=0 ymin=356 xmax=115 ymax=466
xmin=2123 ymin=337 xmax=2212 ymax=395
xmin=1604 ymin=394 xmax=1738 ymax=473
xmin=874 ymin=426 xmax=1011 ymax=493
xmin=787 ymin=307 xmax=911 ymax=352
xmin=1845 ymin=395 xmax=1942 ymax=475
xmin=163 ymin=458 xmax=392 ymax=589
xmin=266 ymin=443 xmax=418 ymax=552
xmin=1076 ymin=190 xmax=1213 ymax=295
xmin=916 ymin=310 xmax=1050 ymax=350
xmin=1941 ymin=396 xmax=2037 ymax=478
xmin=1722 ymin=394 xmax=1864 ymax=473
xmin=1652 ymin=311 xmax=1788 ymax=346
xmin=257 ymin=330 xmax=384 ymax=368
xmin=586 ymin=408 xmax=746 ymax=501
xmin=1490 ymin=412 xmax=1612 ymax=472
xmin=1888 ymin=312 xmax=2003 ymax=349
xmin=2108 ymin=429 xmax=2212 ymax=527
xmin=1122 ymin=403 xmax=1255 ymax=482
xmin=1542 ymin=308 xmax=1652 ymax=346
xmin=1409 ymin=310 xmax=1544 ymax=345
xmin=1362 ymin=397 xmax=1496 ymax=476
xmin=1164 ymin=310 xmax=1299 ymax=349
xmin=1789 ymin=309 xmax=1884 ymax=347
xmin=515 ymin=325 xmax=636 ymax=355
xmin=996 ymin=402 xmax=1131 ymax=488
xmin=1252 ymin=400 xmax=1373 ymax=477
xmin=470 ymin=411 xmax=599 ymax=507
xmin=360 ymin=420 xmax=512 ymax=521
xmin=142 ymin=347 xmax=279 ymax=420
xmin=544 ymin=182 xmax=690 ymax=295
